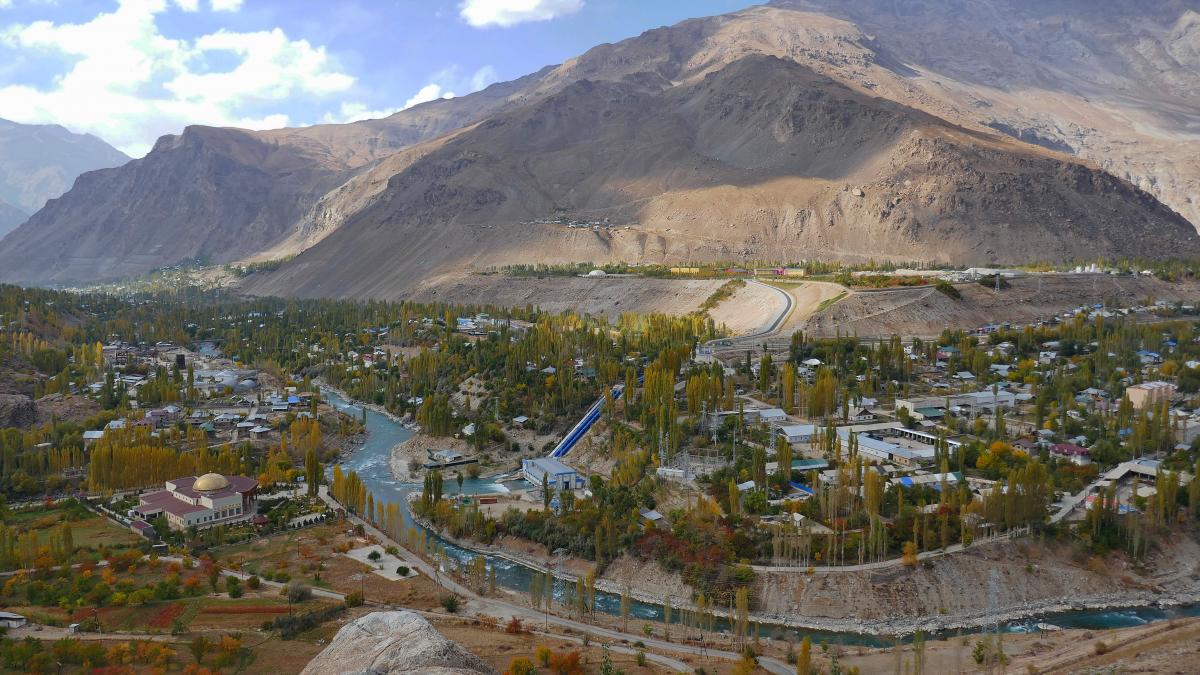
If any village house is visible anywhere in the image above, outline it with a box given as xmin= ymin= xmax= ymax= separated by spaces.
xmin=1124 ymin=381 xmax=1175 ymax=409
xmin=778 ymin=423 xmax=818 ymax=444
xmin=1050 ymin=443 xmax=1092 ymax=466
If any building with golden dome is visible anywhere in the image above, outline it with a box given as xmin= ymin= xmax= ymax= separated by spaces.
xmin=134 ymin=473 xmax=258 ymax=531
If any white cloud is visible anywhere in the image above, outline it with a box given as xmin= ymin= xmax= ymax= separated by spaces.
xmin=459 ymin=0 xmax=582 ymax=28
xmin=403 ymin=83 xmax=455 ymax=109
xmin=325 ymin=101 xmax=399 ymax=124
xmin=330 ymin=64 xmax=498 ymax=124
xmin=210 ymin=0 xmax=241 ymax=11
xmin=0 ymin=0 xmax=354 ymax=156
xmin=173 ymin=0 xmax=199 ymax=11
xmin=470 ymin=64 xmax=498 ymax=91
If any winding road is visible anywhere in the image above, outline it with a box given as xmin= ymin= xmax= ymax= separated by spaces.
xmin=706 ymin=279 xmax=795 ymax=351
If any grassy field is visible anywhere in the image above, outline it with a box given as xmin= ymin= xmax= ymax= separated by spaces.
xmin=5 ymin=501 xmax=142 ymax=552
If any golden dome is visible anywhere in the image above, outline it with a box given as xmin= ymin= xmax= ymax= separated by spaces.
xmin=194 ymin=473 xmax=230 ymax=491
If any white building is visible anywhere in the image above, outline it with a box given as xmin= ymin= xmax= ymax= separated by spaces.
xmin=778 ymin=424 xmax=818 ymax=444
xmin=134 ymin=473 xmax=258 ymax=531
xmin=521 ymin=457 xmax=584 ymax=492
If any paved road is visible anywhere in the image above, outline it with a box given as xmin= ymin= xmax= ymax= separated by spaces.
xmin=707 ymin=279 xmax=795 ymax=351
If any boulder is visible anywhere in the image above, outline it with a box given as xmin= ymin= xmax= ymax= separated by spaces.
xmin=0 ymin=394 xmax=35 ymax=428
xmin=301 ymin=611 xmax=494 ymax=675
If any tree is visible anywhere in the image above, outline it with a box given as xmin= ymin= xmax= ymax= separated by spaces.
xmin=225 ymin=576 xmax=242 ymax=598
xmin=600 ymin=647 xmax=617 ymax=675
xmin=189 ymin=636 xmax=210 ymax=665
xmin=797 ymin=636 xmax=811 ymax=675
xmin=305 ymin=447 xmax=320 ymax=496
xmin=901 ymin=541 xmax=918 ymax=567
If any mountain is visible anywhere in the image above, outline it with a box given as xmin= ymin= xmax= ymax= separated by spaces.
xmin=769 ymin=0 xmax=1200 ymax=233
xmin=0 ymin=69 xmax=552 ymax=284
xmin=0 ymin=119 xmax=129 ymax=216
xmin=0 ymin=201 xmax=27 ymax=239
xmin=3 ymin=1 xmax=1199 ymax=288
xmin=241 ymin=52 xmax=1197 ymax=299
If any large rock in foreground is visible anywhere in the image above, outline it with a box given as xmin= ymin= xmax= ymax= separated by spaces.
xmin=301 ymin=611 xmax=494 ymax=675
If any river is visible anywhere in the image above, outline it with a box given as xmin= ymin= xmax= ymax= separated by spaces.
xmin=322 ymin=388 xmax=1199 ymax=646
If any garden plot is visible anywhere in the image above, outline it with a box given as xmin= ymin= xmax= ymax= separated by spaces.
xmin=343 ymin=545 xmax=418 ymax=581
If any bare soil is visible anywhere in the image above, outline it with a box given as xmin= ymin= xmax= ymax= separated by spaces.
xmin=799 ymin=275 xmax=1200 ymax=338
xmin=399 ymin=274 xmax=731 ymax=322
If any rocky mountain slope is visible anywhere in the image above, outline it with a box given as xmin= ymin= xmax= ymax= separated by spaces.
xmin=0 ymin=201 xmax=26 ymax=239
xmin=243 ymin=52 xmax=1198 ymax=299
xmin=772 ymin=0 xmax=1200 ymax=228
xmin=301 ymin=611 xmax=493 ymax=675
xmin=0 ymin=71 xmax=550 ymax=285
xmin=0 ymin=118 xmax=127 ymax=233
xmin=3 ymin=2 xmax=1199 ymax=288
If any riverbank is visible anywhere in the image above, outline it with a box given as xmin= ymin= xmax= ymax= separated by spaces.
xmin=347 ymin=384 xmax=1200 ymax=640
xmin=408 ymin=498 xmax=1200 ymax=637
xmin=319 ymin=382 xmax=409 ymax=426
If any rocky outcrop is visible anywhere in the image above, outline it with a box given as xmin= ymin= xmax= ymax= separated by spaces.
xmin=0 ymin=394 xmax=36 ymax=428
xmin=300 ymin=611 xmax=493 ymax=675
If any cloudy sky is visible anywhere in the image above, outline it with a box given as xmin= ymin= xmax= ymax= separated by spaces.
xmin=0 ymin=0 xmax=751 ymax=156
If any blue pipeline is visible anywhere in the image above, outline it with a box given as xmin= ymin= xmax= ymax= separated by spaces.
xmin=548 ymin=383 xmax=624 ymax=459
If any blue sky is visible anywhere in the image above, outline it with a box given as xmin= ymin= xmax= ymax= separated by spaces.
xmin=0 ymin=0 xmax=754 ymax=156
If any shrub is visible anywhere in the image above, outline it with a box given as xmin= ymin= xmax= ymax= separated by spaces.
xmin=535 ymin=645 xmax=552 ymax=667
xmin=1094 ymin=641 xmax=1109 ymax=655
xmin=270 ymin=605 xmax=347 ymax=640
xmin=505 ymin=617 xmax=525 ymax=634
xmin=396 ymin=565 xmax=410 ymax=577
xmin=440 ymin=595 xmax=460 ymax=613
xmin=367 ymin=550 xmax=381 ymax=562
xmin=285 ymin=581 xmax=312 ymax=603
xmin=344 ymin=591 xmax=364 ymax=608
xmin=504 ymin=656 xmax=536 ymax=675
xmin=934 ymin=280 xmax=961 ymax=300
xmin=247 ymin=575 xmax=261 ymax=590
xmin=636 ymin=651 xmax=647 ymax=667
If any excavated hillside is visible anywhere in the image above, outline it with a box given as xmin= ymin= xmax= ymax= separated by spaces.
xmin=243 ymin=54 xmax=1198 ymax=299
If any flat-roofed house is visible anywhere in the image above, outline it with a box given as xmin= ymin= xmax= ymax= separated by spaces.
xmin=1125 ymin=381 xmax=1176 ymax=410
xmin=521 ymin=457 xmax=584 ymax=492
